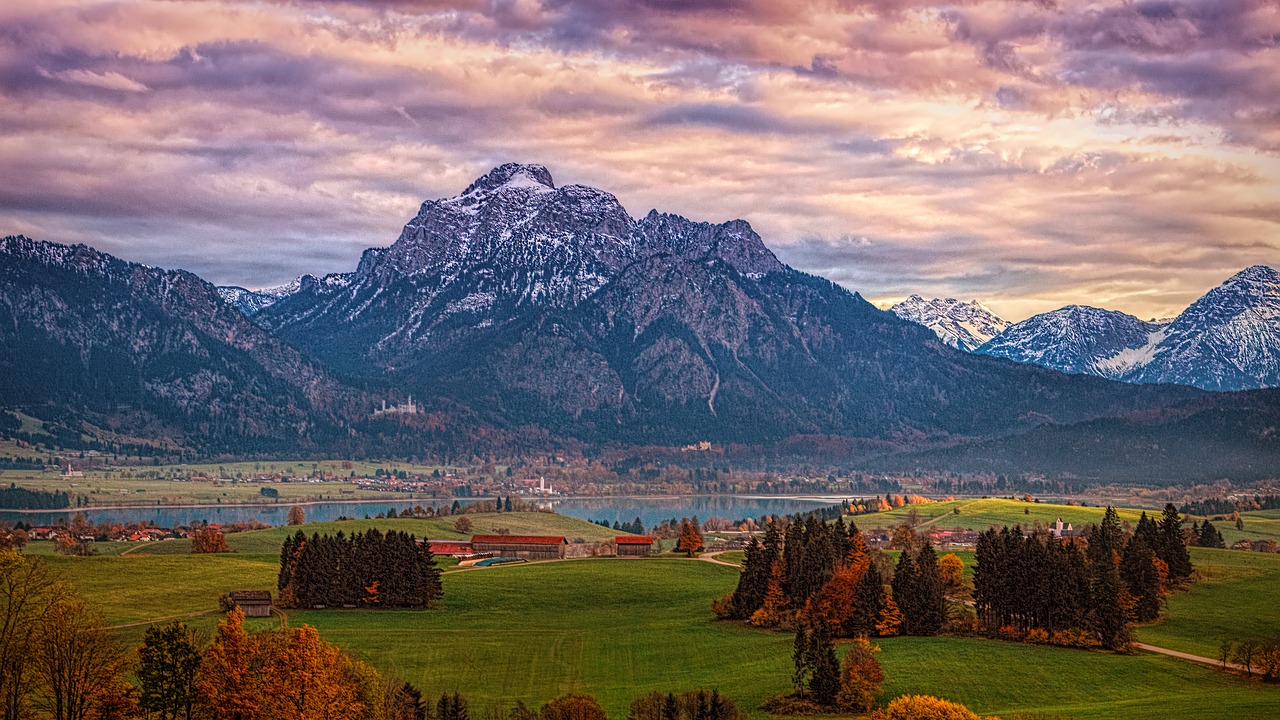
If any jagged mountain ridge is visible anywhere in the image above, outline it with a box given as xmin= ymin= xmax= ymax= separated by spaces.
xmin=258 ymin=163 xmax=1203 ymax=444
xmin=978 ymin=306 xmax=1166 ymax=377
xmin=890 ymin=295 xmax=1009 ymax=351
xmin=0 ymin=235 xmax=351 ymax=451
xmin=975 ymin=267 xmax=1280 ymax=391
xmin=217 ymin=280 xmax=304 ymax=316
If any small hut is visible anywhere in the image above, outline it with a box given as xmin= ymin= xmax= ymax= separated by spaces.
xmin=615 ymin=536 xmax=655 ymax=557
xmin=228 ymin=590 xmax=273 ymax=617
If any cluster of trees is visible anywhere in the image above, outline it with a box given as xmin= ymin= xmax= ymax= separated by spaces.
xmin=721 ymin=516 xmax=950 ymax=641
xmin=277 ymin=529 xmax=443 ymax=609
xmin=1190 ymin=520 xmax=1225 ymax=548
xmin=191 ymin=528 xmax=230 ymax=554
xmin=974 ymin=505 xmax=1192 ymax=650
xmin=1219 ymin=638 xmax=1280 ymax=681
xmin=590 ymin=518 xmax=647 ymax=535
xmin=1182 ymin=495 xmax=1280 ymax=517
xmin=0 ymin=485 xmax=70 ymax=509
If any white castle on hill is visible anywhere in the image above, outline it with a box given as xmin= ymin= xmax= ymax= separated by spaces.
xmin=373 ymin=396 xmax=420 ymax=416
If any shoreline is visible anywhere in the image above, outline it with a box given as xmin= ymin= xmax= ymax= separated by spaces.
xmin=0 ymin=492 xmax=855 ymax=515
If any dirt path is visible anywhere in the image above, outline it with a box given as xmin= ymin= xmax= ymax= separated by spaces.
xmin=1135 ymin=642 xmax=1259 ymax=675
xmin=697 ymin=551 xmax=740 ymax=568
xmin=108 ymin=609 xmax=217 ymax=630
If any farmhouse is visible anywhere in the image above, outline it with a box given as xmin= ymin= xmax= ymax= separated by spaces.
xmin=615 ymin=535 xmax=655 ymax=557
xmin=228 ymin=590 xmax=273 ymax=617
xmin=470 ymin=534 xmax=567 ymax=559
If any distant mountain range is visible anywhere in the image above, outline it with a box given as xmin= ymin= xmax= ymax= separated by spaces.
xmin=892 ymin=266 xmax=1280 ymax=392
xmin=3 ymin=164 xmax=1278 ymax=481
xmin=890 ymin=296 xmax=1009 ymax=351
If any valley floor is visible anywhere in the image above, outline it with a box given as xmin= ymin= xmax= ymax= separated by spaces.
xmin=39 ymin=516 xmax=1280 ymax=720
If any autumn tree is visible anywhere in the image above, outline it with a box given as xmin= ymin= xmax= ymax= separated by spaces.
xmin=836 ymin=639 xmax=883 ymax=713
xmin=540 ymin=694 xmax=607 ymax=720
xmin=454 ymin=516 xmax=473 ymax=533
xmin=191 ymin=529 xmax=229 ymax=554
xmin=260 ymin=625 xmax=366 ymax=720
xmin=137 ymin=621 xmax=203 ymax=720
xmin=676 ymin=519 xmax=704 ymax=557
xmin=197 ymin=609 xmax=260 ymax=720
xmin=1 ymin=550 xmax=71 ymax=720
xmin=873 ymin=695 xmax=982 ymax=720
xmin=32 ymin=599 xmax=131 ymax=720
xmin=287 ymin=506 xmax=305 ymax=526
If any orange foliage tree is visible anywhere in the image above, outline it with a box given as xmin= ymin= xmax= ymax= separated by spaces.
xmin=286 ymin=506 xmax=305 ymax=526
xmin=260 ymin=625 xmax=366 ymax=720
xmin=197 ymin=609 xmax=260 ymax=720
xmin=875 ymin=592 xmax=903 ymax=637
xmin=836 ymin=638 xmax=884 ymax=713
xmin=750 ymin=561 xmax=788 ymax=628
xmin=871 ymin=694 xmax=987 ymax=720
xmin=539 ymin=694 xmax=607 ymax=720
xmin=191 ymin=529 xmax=229 ymax=554
xmin=676 ymin=520 xmax=704 ymax=557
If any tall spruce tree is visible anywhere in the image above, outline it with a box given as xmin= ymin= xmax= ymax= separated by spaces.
xmin=911 ymin=542 xmax=947 ymax=635
xmin=1119 ymin=536 xmax=1163 ymax=622
xmin=1086 ymin=519 xmax=1131 ymax=650
xmin=1157 ymin=503 xmax=1192 ymax=581
xmin=807 ymin=623 xmax=840 ymax=706
xmin=891 ymin=549 xmax=920 ymax=635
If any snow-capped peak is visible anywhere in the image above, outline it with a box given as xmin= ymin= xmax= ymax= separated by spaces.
xmin=891 ymin=295 xmax=1009 ymax=351
xmin=460 ymin=163 xmax=555 ymax=198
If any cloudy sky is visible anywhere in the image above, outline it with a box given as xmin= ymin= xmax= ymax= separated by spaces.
xmin=1 ymin=0 xmax=1277 ymax=321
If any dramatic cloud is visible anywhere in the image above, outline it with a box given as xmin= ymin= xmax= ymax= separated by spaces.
xmin=0 ymin=0 xmax=1276 ymax=319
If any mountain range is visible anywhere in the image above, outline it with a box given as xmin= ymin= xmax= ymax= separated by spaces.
xmin=889 ymin=296 xmax=1009 ymax=351
xmin=2 ymin=163 xmax=1278 ymax=480
xmin=896 ymin=266 xmax=1280 ymax=391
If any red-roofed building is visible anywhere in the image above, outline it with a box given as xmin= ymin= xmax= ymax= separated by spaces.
xmin=470 ymin=535 xmax=567 ymax=559
xmin=615 ymin=535 xmax=655 ymax=557
xmin=427 ymin=541 xmax=474 ymax=557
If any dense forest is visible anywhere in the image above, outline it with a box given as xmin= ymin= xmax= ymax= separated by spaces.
xmin=0 ymin=485 xmax=70 ymax=510
xmin=277 ymin=530 xmax=443 ymax=609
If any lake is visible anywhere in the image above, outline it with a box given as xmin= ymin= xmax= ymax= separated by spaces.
xmin=1 ymin=494 xmax=845 ymax=530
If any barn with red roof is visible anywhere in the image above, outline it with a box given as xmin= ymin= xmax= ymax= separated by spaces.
xmin=470 ymin=534 xmax=567 ymax=559
xmin=615 ymin=535 xmax=655 ymax=557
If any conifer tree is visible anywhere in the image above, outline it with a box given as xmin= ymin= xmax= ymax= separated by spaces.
xmin=891 ymin=550 xmax=919 ymax=635
xmin=807 ymin=623 xmax=840 ymax=706
xmin=1157 ymin=503 xmax=1192 ymax=581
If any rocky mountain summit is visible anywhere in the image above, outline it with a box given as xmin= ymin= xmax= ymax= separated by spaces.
xmin=890 ymin=295 xmax=1009 ymax=351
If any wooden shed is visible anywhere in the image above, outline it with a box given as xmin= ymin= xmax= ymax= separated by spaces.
xmin=228 ymin=590 xmax=273 ymax=617
xmin=615 ymin=536 xmax=655 ymax=557
xmin=470 ymin=534 xmax=567 ymax=559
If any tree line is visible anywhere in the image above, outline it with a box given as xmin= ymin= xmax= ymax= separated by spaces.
xmin=1182 ymin=495 xmax=1280 ymax=517
xmin=974 ymin=505 xmax=1192 ymax=650
xmin=277 ymin=530 xmax=443 ymax=609
xmin=0 ymin=485 xmax=70 ymax=509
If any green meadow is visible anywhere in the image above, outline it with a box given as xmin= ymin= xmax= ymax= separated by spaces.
xmin=856 ymin=497 xmax=1280 ymax=548
xmin=38 ymin=512 xmax=1279 ymax=720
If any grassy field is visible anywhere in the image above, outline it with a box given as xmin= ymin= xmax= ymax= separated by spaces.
xmin=855 ymin=497 xmax=1280 ymax=547
xmin=109 ymin=512 xmax=623 ymax=555
xmin=40 ymin=536 xmax=1279 ymax=719
xmin=1137 ymin=548 xmax=1280 ymax=658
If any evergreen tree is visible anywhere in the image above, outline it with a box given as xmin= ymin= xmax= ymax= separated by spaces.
xmin=911 ymin=542 xmax=947 ymax=636
xmin=891 ymin=549 xmax=919 ymax=635
xmin=1119 ymin=536 xmax=1163 ymax=622
xmin=1157 ymin=503 xmax=1193 ymax=581
xmin=791 ymin=625 xmax=810 ymax=690
xmin=1086 ymin=522 xmax=1130 ymax=650
xmin=1197 ymin=520 xmax=1225 ymax=548
xmin=437 ymin=693 xmax=469 ymax=720
xmin=807 ymin=624 xmax=840 ymax=706
xmin=850 ymin=563 xmax=885 ymax=637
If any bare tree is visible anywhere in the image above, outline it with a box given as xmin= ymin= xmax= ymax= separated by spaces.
xmin=33 ymin=599 xmax=130 ymax=720
xmin=1 ymin=551 xmax=71 ymax=720
xmin=1232 ymin=639 xmax=1259 ymax=675
xmin=1218 ymin=639 xmax=1234 ymax=670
